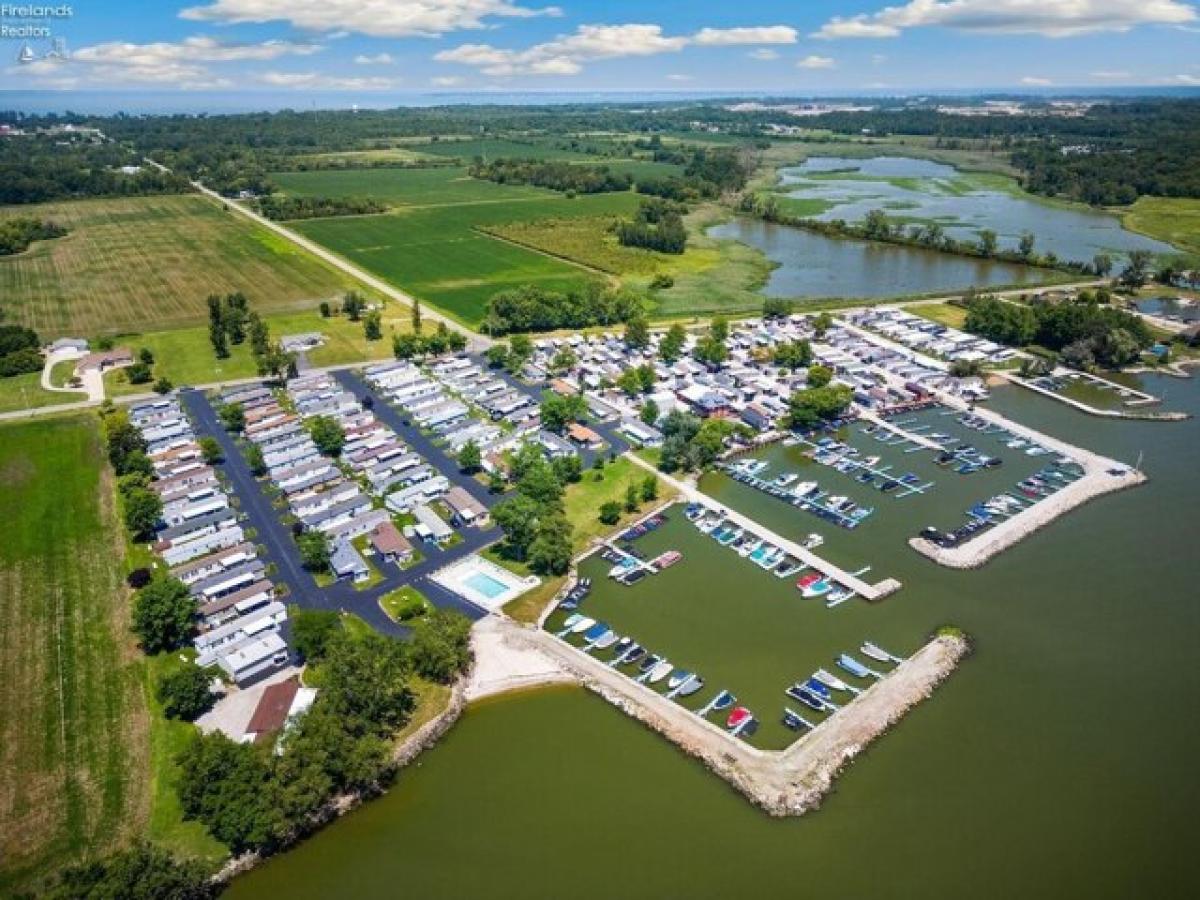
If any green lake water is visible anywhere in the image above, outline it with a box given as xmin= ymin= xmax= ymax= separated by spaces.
xmin=228 ymin=376 xmax=1200 ymax=900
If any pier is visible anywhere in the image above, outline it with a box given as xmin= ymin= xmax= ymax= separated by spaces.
xmin=996 ymin=370 xmax=1188 ymax=421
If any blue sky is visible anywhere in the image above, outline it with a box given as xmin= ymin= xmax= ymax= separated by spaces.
xmin=4 ymin=0 xmax=1199 ymax=93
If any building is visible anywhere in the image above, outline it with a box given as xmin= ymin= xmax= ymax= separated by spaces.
xmin=48 ymin=337 xmax=88 ymax=354
xmin=413 ymin=503 xmax=454 ymax=543
xmin=330 ymin=539 xmax=371 ymax=583
xmin=243 ymin=676 xmax=317 ymax=745
xmin=75 ymin=348 xmax=133 ymax=374
xmin=369 ymin=521 xmax=414 ymax=565
xmin=217 ymin=632 xmax=289 ymax=685
xmin=566 ymin=422 xmax=603 ymax=448
xmin=443 ymin=486 xmax=488 ymax=527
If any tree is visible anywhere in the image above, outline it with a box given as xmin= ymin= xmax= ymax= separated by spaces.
xmin=322 ymin=631 xmax=414 ymax=732
xmin=1018 ymin=231 xmax=1036 ymax=259
xmin=863 ymin=208 xmax=891 ymax=239
xmin=640 ymin=398 xmax=660 ymax=426
xmin=1120 ymin=249 xmax=1152 ymax=289
xmin=977 ymin=229 xmax=998 ymax=257
xmin=176 ymin=732 xmax=280 ymax=853
xmin=54 ymin=843 xmax=217 ymax=900
xmin=246 ymin=443 xmax=266 ymax=476
xmin=319 ymin=301 xmax=331 ymax=318
xmin=763 ymin=297 xmax=794 ymax=319
xmin=157 ymin=663 xmax=215 ymax=721
xmin=550 ymin=344 xmax=577 ymax=374
xmin=773 ymin=340 xmax=813 ymax=370
xmin=102 ymin=409 xmax=147 ymax=474
xmin=132 ymin=576 xmax=195 ymax=653
xmin=806 ymin=364 xmax=833 ymax=388
xmin=297 ymin=530 xmax=331 ymax=572
xmin=624 ymin=482 xmax=640 ymax=513
xmin=218 ymin=401 xmax=245 ymax=433
xmin=551 ymin=454 xmax=583 ymax=485
xmin=198 ymin=436 xmax=222 ymax=465
xmin=290 ymin=608 xmax=342 ymax=662
xmin=1093 ymin=253 xmax=1114 ymax=278
xmin=458 ymin=440 xmax=482 ymax=474
xmin=528 ymin=514 xmax=573 ymax=575
xmin=599 ymin=501 xmax=622 ymax=525
xmin=123 ymin=487 xmax=163 ymax=541
xmin=153 ymin=377 xmax=173 ymax=395
xmin=411 ymin=297 xmax=422 ymax=334
xmin=786 ymin=384 xmax=853 ymax=430
xmin=812 ymin=312 xmax=834 ymax=339
xmin=624 ymin=315 xmax=650 ymax=350
xmin=616 ymin=366 xmax=644 ymax=397
xmin=126 ymin=361 xmax=153 ymax=385
xmin=341 ymin=290 xmax=366 ymax=321
xmin=659 ymin=323 xmax=687 ymax=362
xmin=256 ymin=343 xmax=295 ymax=383
xmin=137 ymin=346 xmax=155 ymax=365
xmin=948 ymin=358 xmax=983 ymax=377
xmin=492 ymin=494 xmax=542 ymax=561
xmin=507 ymin=334 xmax=533 ymax=373
xmin=306 ymin=415 xmax=345 ymax=457
xmin=208 ymin=320 xmax=228 ymax=359
xmin=487 ymin=470 xmax=507 ymax=494
xmin=640 ymin=474 xmax=659 ymax=503
xmin=408 ymin=610 xmax=472 ymax=683
xmin=363 ymin=310 xmax=382 ymax=341
xmin=539 ymin=391 xmax=586 ymax=432
xmin=484 ymin=344 xmax=509 ymax=369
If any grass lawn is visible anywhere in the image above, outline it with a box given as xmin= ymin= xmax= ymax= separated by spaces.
xmin=291 ymin=191 xmax=637 ymax=326
xmin=0 ymin=372 xmax=82 ymax=415
xmin=1121 ymin=197 xmax=1200 ymax=256
xmin=270 ymin=166 xmax=555 ymax=207
xmin=0 ymin=416 xmax=151 ymax=893
xmin=104 ymin=305 xmax=408 ymax=395
xmin=564 ymin=457 xmax=677 ymax=551
xmin=0 ymin=195 xmax=358 ymax=339
xmin=378 ymin=585 xmax=431 ymax=623
xmin=500 ymin=573 xmax=566 ymax=626
xmin=906 ymin=301 xmax=969 ymax=329
xmin=143 ymin=652 xmax=227 ymax=863
xmin=390 ymin=677 xmax=452 ymax=747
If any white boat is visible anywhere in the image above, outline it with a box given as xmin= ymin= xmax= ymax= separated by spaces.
xmin=569 ymin=616 xmax=596 ymax=635
xmin=737 ymin=538 xmax=763 ymax=557
xmin=813 ymin=668 xmax=860 ymax=696
xmin=772 ymin=472 xmax=799 ymax=488
xmin=648 ymin=660 xmax=673 ymax=684
xmin=593 ymin=632 xmax=621 ymax=650
xmin=554 ymin=613 xmax=583 ymax=637
xmin=802 ymin=533 xmax=824 ymax=550
xmin=792 ymin=481 xmax=819 ymax=498
xmin=667 ymin=669 xmax=692 ymax=690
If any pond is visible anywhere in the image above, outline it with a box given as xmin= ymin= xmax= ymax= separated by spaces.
xmin=1135 ymin=294 xmax=1200 ymax=323
xmin=776 ymin=156 xmax=1174 ymax=264
xmin=709 ymin=216 xmax=1055 ymax=299
xmin=227 ymin=379 xmax=1200 ymax=900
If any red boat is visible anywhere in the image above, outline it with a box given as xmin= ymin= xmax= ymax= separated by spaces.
xmin=796 ymin=572 xmax=821 ymax=591
xmin=726 ymin=706 xmax=753 ymax=730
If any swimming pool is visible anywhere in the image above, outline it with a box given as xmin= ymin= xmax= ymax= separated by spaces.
xmin=465 ymin=571 xmax=510 ymax=600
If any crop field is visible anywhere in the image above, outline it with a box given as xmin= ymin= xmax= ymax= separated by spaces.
xmin=0 ymin=195 xmax=355 ymax=338
xmin=270 ymin=166 xmax=557 ymax=207
xmin=293 ymin=191 xmax=640 ymax=324
xmin=0 ymin=417 xmax=150 ymax=893
xmin=410 ymin=138 xmax=603 ymax=161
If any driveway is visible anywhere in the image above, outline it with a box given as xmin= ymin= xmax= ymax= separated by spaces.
xmin=41 ymin=349 xmax=98 ymax=401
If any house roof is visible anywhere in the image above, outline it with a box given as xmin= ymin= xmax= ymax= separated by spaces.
xmin=370 ymin=521 xmax=412 ymax=556
xmin=245 ymin=676 xmax=300 ymax=739
xmin=566 ymin=423 xmax=601 ymax=443
xmin=75 ymin=348 xmax=133 ymax=372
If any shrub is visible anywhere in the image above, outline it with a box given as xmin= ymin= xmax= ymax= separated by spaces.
xmin=157 ymin=663 xmax=215 ymax=721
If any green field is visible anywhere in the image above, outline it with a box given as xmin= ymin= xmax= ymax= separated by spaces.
xmin=104 ymin=305 xmax=412 ymax=396
xmin=1122 ymin=197 xmax=1200 ymax=256
xmin=0 ymin=417 xmax=150 ymax=892
xmin=270 ymin=166 xmax=557 ymax=208
xmin=412 ymin=138 xmax=603 ymax=161
xmin=292 ymin=191 xmax=639 ymax=325
xmin=0 ymin=372 xmax=83 ymax=415
xmin=0 ymin=195 xmax=356 ymax=338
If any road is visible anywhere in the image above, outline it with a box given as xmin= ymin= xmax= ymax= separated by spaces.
xmin=143 ymin=156 xmax=491 ymax=352
xmin=182 ymin=389 xmax=493 ymax=634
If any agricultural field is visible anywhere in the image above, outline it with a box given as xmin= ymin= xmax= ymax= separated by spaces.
xmin=1121 ymin=197 xmax=1200 ymax=256
xmin=270 ymin=166 xmax=557 ymax=208
xmin=292 ymin=190 xmax=639 ymax=325
xmin=104 ymin=304 xmax=411 ymax=396
xmin=0 ymin=195 xmax=356 ymax=338
xmin=0 ymin=417 xmax=150 ymax=893
xmin=410 ymin=138 xmax=605 ymax=161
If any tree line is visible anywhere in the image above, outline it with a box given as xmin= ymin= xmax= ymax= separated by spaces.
xmin=254 ymin=195 xmax=387 ymax=221
xmin=617 ymin=198 xmax=688 ymax=254
xmin=483 ymin=283 xmax=645 ymax=335
xmin=0 ymin=323 xmax=43 ymax=377
xmin=0 ymin=136 xmax=191 ymax=204
xmin=469 ymin=158 xmax=634 ymax=194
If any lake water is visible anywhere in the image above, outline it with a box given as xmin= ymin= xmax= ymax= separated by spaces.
xmin=777 ymin=156 xmax=1174 ymax=263
xmin=228 ymin=377 xmax=1200 ymax=900
xmin=709 ymin=217 xmax=1054 ymax=298
xmin=1136 ymin=295 xmax=1200 ymax=323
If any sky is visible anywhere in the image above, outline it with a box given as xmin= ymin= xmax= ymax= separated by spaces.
xmin=2 ymin=0 xmax=1199 ymax=96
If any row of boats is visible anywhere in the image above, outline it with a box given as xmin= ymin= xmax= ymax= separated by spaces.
xmin=806 ymin=436 xmax=932 ymax=497
xmin=723 ymin=459 xmax=875 ymax=529
xmin=782 ymin=642 xmax=905 ymax=730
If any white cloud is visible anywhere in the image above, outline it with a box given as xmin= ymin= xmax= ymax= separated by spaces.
xmin=1090 ymin=69 xmax=1131 ymax=78
xmin=258 ymin=71 xmax=399 ymax=89
xmin=692 ymin=26 xmax=798 ymax=45
xmin=666 ymin=73 xmax=693 ymax=81
xmin=1171 ymin=72 xmax=1200 ymax=83
xmin=1020 ymin=75 xmax=1053 ymax=84
xmin=181 ymin=0 xmax=562 ymax=38
xmin=814 ymin=0 xmax=1197 ymax=39
xmin=435 ymin=23 xmax=688 ymax=76
xmin=797 ymin=55 xmax=836 ymax=69
xmin=10 ymin=36 xmax=319 ymax=88
xmin=748 ymin=48 xmax=780 ymax=60
xmin=354 ymin=52 xmax=395 ymax=65
xmin=430 ymin=75 xmax=464 ymax=86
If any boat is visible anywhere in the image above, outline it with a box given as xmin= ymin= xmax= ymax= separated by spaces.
xmin=802 ymin=577 xmax=832 ymax=599
xmin=717 ymin=527 xmax=742 ymax=546
xmin=813 ymin=668 xmax=860 ymax=696
xmin=583 ymin=628 xmax=614 ymax=650
xmin=699 ymin=690 xmax=735 ymax=717
xmin=785 ymin=684 xmax=826 ymax=711
xmin=797 ymin=572 xmax=822 ymax=592
xmin=581 ymin=621 xmax=609 ymax=642
xmin=825 ymin=587 xmax=853 ymax=607
xmin=836 ymin=653 xmax=881 ymax=680
xmin=861 ymin=641 xmax=903 ymax=664
xmin=638 ymin=653 xmax=661 ymax=675
xmin=592 ymin=631 xmax=621 ymax=651
xmin=772 ymin=472 xmax=799 ymax=488
xmin=607 ymin=558 xmax=637 ymax=579
xmin=782 ymin=708 xmax=814 ymax=731
xmin=804 ymin=678 xmax=839 ymax=709
xmin=737 ymin=537 xmax=762 ymax=558
xmin=677 ymin=675 xmax=704 ymax=697
xmin=667 ymin=669 xmax=693 ymax=691
xmin=554 ymin=613 xmax=583 ymax=637
xmin=648 ymin=660 xmax=674 ymax=684
xmin=611 ymin=636 xmax=631 ymax=656
xmin=617 ymin=645 xmax=645 ymax=667
xmin=726 ymin=706 xmax=753 ymax=731
xmin=651 ymin=550 xmax=682 ymax=570
xmin=792 ymin=481 xmax=819 ymax=498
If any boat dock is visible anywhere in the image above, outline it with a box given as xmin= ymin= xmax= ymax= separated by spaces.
xmin=625 ymin=454 xmax=902 ymax=602
xmin=797 ymin=435 xmax=935 ymax=499
xmin=996 ymin=370 xmax=1187 ymax=422
xmin=859 ymin=412 xmax=945 ymax=452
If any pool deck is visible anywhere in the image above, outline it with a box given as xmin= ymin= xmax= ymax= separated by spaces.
xmin=623 ymin=453 xmax=903 ymax=601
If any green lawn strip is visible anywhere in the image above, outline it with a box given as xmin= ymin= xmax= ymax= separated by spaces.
xmin=1120 ymin=197 xmax=1200 ymax=256
xmin=378 ymin=585 xmax=431 ymax=623
xmin=0 ymin=416 xmax=150 ymax=893
xmin=0 ymin=371 xmax=80 ymax=414
xmin=564 ymin=457 xmax=677 ymax=550
xmin=906 ymin=302 xmax=969 ymax=329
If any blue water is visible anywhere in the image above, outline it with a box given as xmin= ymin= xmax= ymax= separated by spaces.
xmin=465 ymin=571 xmax=509 ymax=599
